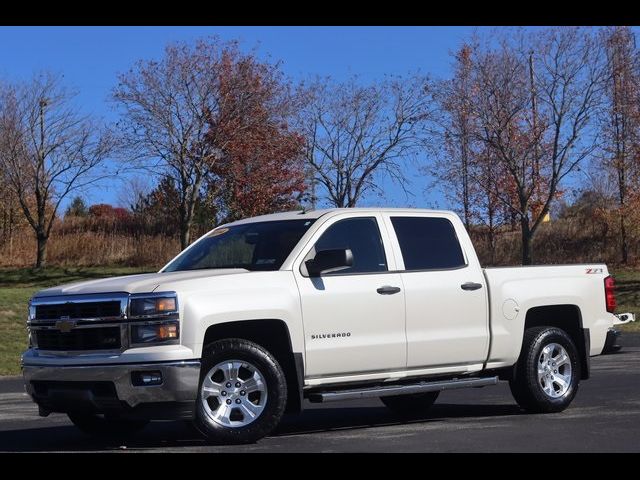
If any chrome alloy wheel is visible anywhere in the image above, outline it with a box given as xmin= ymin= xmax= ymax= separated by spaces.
xmin=537 ymin=343 xmax=572 ymax=398
xmin=200 ymin=360 xmax=268 ymax=428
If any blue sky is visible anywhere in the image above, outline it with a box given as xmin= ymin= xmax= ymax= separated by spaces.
xmin=0 ymin=26 xmax=496 ymax=209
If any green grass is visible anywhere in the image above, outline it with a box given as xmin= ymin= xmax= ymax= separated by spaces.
xmin=0 ymin=265 xmax=638 ymax=376
xmin=0 ymin=266 xmax=154 ymax=376
xmin=612 ymin=269 xmax=640 ymax=332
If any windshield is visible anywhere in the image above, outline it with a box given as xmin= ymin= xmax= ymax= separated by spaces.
xmin=163 ymin=219 xmax=316 ymax=272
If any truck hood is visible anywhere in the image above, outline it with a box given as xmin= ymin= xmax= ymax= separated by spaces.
xmin=33 ymin=269 xmax=249 ymax=297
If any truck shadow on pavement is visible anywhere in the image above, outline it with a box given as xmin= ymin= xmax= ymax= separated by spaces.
xmin=0 ymin=402 xmax=522 ymax=452
xmin=273 ymin=403 xmax=522 ymax=436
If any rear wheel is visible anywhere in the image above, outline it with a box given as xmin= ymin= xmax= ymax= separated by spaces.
xmin=509 ymin=326 xmax=581 ymax=413
xmin=194 ymin=338 xmax=287 ymax=444
xmin=381 ymin=391 xmax=439 ymax=415
xmin=67 ymin=412 xmax=148 ymax=437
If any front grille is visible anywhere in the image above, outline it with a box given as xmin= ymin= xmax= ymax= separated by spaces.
xmin=35 ymin=301 xmax=121 ymax=320
xmin=34 ymin=327 xmax=121 ymax=351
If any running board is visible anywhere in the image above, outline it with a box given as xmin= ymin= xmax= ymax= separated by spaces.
xmin=307 ymin=376 xmax=499 ymax=403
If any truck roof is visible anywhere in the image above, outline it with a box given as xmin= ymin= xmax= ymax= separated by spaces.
xmin=226 ymin=207 xmax=457 ymax=226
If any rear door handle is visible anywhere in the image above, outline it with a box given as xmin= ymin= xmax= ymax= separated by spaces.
xmin=377 ymin=286 xmax=402 ymax=295
xmin=461 ymin=282 xmax=483 ymax=291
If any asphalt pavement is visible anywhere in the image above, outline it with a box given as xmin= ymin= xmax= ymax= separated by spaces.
xmin=1 ymin=334 xmax=639 ymax=452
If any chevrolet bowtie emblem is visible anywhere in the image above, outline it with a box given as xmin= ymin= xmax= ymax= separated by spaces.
xmin=55 ymin=317 xmax=76 ymax=333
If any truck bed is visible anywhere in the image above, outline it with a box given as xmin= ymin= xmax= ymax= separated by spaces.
xmin=482 ymin=264 xmax=612 ymax=367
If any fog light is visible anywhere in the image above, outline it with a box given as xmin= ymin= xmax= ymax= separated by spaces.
xmin=132 ymin=371 xmax=163 ymax=386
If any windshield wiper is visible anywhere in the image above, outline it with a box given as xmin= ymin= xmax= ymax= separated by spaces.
xmin=174 ymin=265 xmax=252 ymax=272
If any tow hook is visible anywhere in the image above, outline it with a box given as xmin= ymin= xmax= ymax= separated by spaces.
xmin=613 ymin=312 xmax=635 ymax=325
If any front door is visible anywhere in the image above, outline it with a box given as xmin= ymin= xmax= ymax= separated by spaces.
xmin=294 ymin=214 xmax=406 ymax=378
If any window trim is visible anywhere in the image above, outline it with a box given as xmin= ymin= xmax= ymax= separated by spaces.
xmin=298 ymin=215 xmax=390 ymax=278
xmin=303 ymin=265 xmax=469 ymax=278
xmin=385 ymin=214 xmax=470 ymax=272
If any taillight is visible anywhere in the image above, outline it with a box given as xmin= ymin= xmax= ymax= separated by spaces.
xmin=604 ymin=275 xmax=617 ymax=313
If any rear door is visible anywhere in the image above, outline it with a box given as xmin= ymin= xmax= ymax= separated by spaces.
xmin=382 ymin=213 xmax=489 ymax=370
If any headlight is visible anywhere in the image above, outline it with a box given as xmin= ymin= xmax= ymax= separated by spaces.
xmin=131 ymin=321 xmax=179 ymax=345
xmin=129 ymin=294 xmax=178 ymax=318
xmin=128 ymin=293 xmax=180 ymax=346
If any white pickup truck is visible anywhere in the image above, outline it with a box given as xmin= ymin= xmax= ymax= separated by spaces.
xmin=22 ymin=208 xmax=634 ymax=443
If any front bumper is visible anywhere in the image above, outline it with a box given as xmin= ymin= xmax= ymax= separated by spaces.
xmin=23 ymin=360 xmax=200 ymax=419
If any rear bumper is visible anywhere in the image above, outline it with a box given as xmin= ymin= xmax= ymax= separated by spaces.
xmin=602 ymin=328 xmax=622 ymax=354
xmin=23 ymin=360 xmax=200 ymax=419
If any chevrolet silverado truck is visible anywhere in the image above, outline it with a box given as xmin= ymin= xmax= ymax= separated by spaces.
xmin=22 ymin=208 xmax=635 ymax=444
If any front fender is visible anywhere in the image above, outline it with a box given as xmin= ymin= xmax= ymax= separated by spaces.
xmin=159 ymin=271 xmax=304 ymax=359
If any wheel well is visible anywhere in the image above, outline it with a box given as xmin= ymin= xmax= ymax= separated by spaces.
xmin=524 ymin=304 xmax=589 ymax=380
xmin=202 ymin=319 xmax=303 ymax=413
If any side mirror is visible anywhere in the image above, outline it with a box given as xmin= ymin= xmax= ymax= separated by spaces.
xmin=305 ymin=248 xmax=353 ymax=276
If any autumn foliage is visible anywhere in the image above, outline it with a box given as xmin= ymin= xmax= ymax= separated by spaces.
xmin=208 ymin=54 xmax=306 ymax=222
xmin=3 ymin=29 xmax=640 ymax=269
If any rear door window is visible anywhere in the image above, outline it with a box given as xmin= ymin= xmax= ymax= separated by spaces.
xmin=390 ymin=216 xmax=466 ymax=270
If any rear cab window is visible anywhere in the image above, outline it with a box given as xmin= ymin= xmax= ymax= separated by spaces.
xmin=390 ymin=216 xmax=466 ymax=271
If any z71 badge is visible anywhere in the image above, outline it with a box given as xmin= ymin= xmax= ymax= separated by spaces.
xmin=585 ymin=268 xmax=604 ymax=274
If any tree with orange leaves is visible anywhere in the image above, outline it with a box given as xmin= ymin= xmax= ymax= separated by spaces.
xmin=208 ymin=55 xmax=306 ymax=223
xmin=600 ymin=26 xmax=640 ymax=264
xmin=456 ymin=28 xmax=606 ymax=265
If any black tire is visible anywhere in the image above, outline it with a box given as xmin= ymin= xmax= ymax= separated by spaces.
xmin=193 ymin=338 xmax=287 ymax=444
xmin=380 ymin=391 xmax=439 ymax=415
xmin=509 ymin=326 xmax=581 ymax=413
xmin=67 ymin=412 xmax=148 ymax=438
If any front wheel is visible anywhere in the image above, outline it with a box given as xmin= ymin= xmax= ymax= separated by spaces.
xmin=509 ymin=326 xmax=581 ymax=413
xmin=193 ymin=338 xmax=287 ymax=444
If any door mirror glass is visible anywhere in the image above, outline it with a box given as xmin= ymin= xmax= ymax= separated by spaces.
xmin=306 ymin=248 xmax=353 ymax=276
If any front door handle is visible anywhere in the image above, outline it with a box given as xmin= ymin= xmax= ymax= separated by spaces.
xmin=377 ymin=286 xmax=402 ymax=295
xmin=461 ymin=282 xmax=483 ymax=291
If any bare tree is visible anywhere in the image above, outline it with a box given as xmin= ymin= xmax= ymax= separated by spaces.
xmin=0 ymin=167 xmax=22 ymax=254
xmin=116 ymin=175 xmax=152 ymax=211
xmin=299 ymin=75 xmax=432 ymax=208
xmin=466 ymin=28 xmax=607 ymax=264
xmin=113 ymin=40 xmax=214 ymax=249
xmin=0 ymin=73 xmax=113 ymax=268
xmin=113 ymin=38 xmax=250 ymax=249
xmin=599 ymin=26 xmax=640 ymax=264
xmin=432 ymin=44 xmax=478 ymax=231
xmin=431 ymin=42 xmax=510 ymax=263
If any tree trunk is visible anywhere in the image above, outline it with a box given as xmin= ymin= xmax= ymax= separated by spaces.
xmin=488 ymin=229 xmax=495 ymax=266
xmin=520 ymin=216 xmax=533 ymax=265
xmin=620 ymin=213 xmax=628 ymax=264
xmin=35 ymin=231 xmax=48 ymax=269
xmin=179 ymin=220 xmax=191 ymax=251
xmin=461 ymin=140 xmax=470 ymax=231
xmin=179 ymin=196 xmax=198 ymax=251
xmin=618 ymin=165 xmax=628 ymax=265
xmin=487 ymin=213 xmax=495 ymax=266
